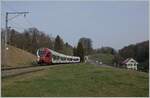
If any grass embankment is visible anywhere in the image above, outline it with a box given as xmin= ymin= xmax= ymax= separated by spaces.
xmin=2 ymin=63 xmax=148 ymax=97
xmin=1 ymin=45 xmax=36 ymax=68
xmin=89 ymin=53 xmax=114 ymax=64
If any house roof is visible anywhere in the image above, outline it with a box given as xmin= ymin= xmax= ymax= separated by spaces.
xmin=122 ymin=58 xmax=131 ymax=64
xmin=122 ymin=58 xmax=138 ymax=64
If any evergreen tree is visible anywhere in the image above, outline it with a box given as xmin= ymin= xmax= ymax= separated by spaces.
xmin=73 ymin=47 xmax=77 ymax=56
xmin=79 ymin=37 xmax=93 ymax=55
xmin=54 ymin=35 xmax=64 ymax=53
xmin=77 ymin=42 xmax=85 ymax=62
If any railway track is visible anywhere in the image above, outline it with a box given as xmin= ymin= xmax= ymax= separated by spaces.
xmin=2 ymin=65 xmax=60 ymax=78
xmin=2 ymin=65 xmax=36 ymax=71
xmin=1 ymin=64 xmax=53 ymax=70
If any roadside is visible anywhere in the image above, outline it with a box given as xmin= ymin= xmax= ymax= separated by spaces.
xmin=87 ymin=58 xmax=113 ymax=68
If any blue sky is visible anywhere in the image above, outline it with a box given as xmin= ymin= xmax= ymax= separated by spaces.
xmin=1 ymin=1 xmax=148 ymax=50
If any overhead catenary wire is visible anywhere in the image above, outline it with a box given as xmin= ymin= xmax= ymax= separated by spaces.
xmin=8 ymin=14 xmax=22 ymax=21
xmin=3 ymin=3 xmax=30 ymax=66
xmin=9 ymin=20 xmax=27 ymax=30
xmin=24 ymin=16 xmax=36 ymax=28
xmin=5 ymin=13 xmax=37 ymax=32
xmin=3 ymin=2 xmax=35 ymax=30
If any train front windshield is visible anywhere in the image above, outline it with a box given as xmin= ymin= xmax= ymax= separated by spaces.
xmin=38 ymin=50 xmax=46 ymax=56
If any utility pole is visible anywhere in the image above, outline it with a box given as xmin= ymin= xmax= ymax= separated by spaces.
xmin=4 ymin=11 xmax=29 ymax=66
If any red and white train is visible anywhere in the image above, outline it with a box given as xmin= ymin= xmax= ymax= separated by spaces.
xmin=36 ymin=48 xmax=80 ymax=64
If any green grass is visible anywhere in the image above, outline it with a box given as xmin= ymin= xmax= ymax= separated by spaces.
xmin=2 ymin=63 xmax=149 ymax=97
xmin=89 ymin=53 xmax=114 ymax=64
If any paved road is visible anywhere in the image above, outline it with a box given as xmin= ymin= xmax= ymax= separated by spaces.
xmin=87 ymin=59 xmax=113 ymax=68
xmin=2 ymin=65 xmax=60 ymax=78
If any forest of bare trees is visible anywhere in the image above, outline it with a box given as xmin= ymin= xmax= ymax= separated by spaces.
xmin=2 ymin=28 xmax=54 ymax=54
xmin=1 ymin=28 xmax=93 ymax=62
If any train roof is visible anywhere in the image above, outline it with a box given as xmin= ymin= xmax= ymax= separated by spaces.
xmin=48 ymin=48 xmax=80 ymax=59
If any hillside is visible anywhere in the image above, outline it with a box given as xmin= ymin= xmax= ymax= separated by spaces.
xmin=1 ymin=45 xmax=36 ymax=68
xmin=2 ymin=63 xmax=148 ymax=97
xmin=89 ymin=53 xmax=114 ymax=65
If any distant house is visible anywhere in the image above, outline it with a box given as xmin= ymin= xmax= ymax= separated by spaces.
xmin=84 ymin=56 xmax=89 ymax=63
xmin=122 ymin=58 xmax=138 ymax=70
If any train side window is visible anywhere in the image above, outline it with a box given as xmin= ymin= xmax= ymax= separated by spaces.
xmin=61 ymin=57 xmax=63 ymax=60
xmin=52 ymin=55 xmax=57 ymax=60
xmin=56 ymin=56 xmax=59 ymax=60
xmin=55 ymin=56 xmax=57 ymax=60
xmin=62 ymin=57 xmax=65 ymax=61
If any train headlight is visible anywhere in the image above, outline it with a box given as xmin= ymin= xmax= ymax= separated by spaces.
xmin=37 ymin=56 xmax=40 ymax=61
